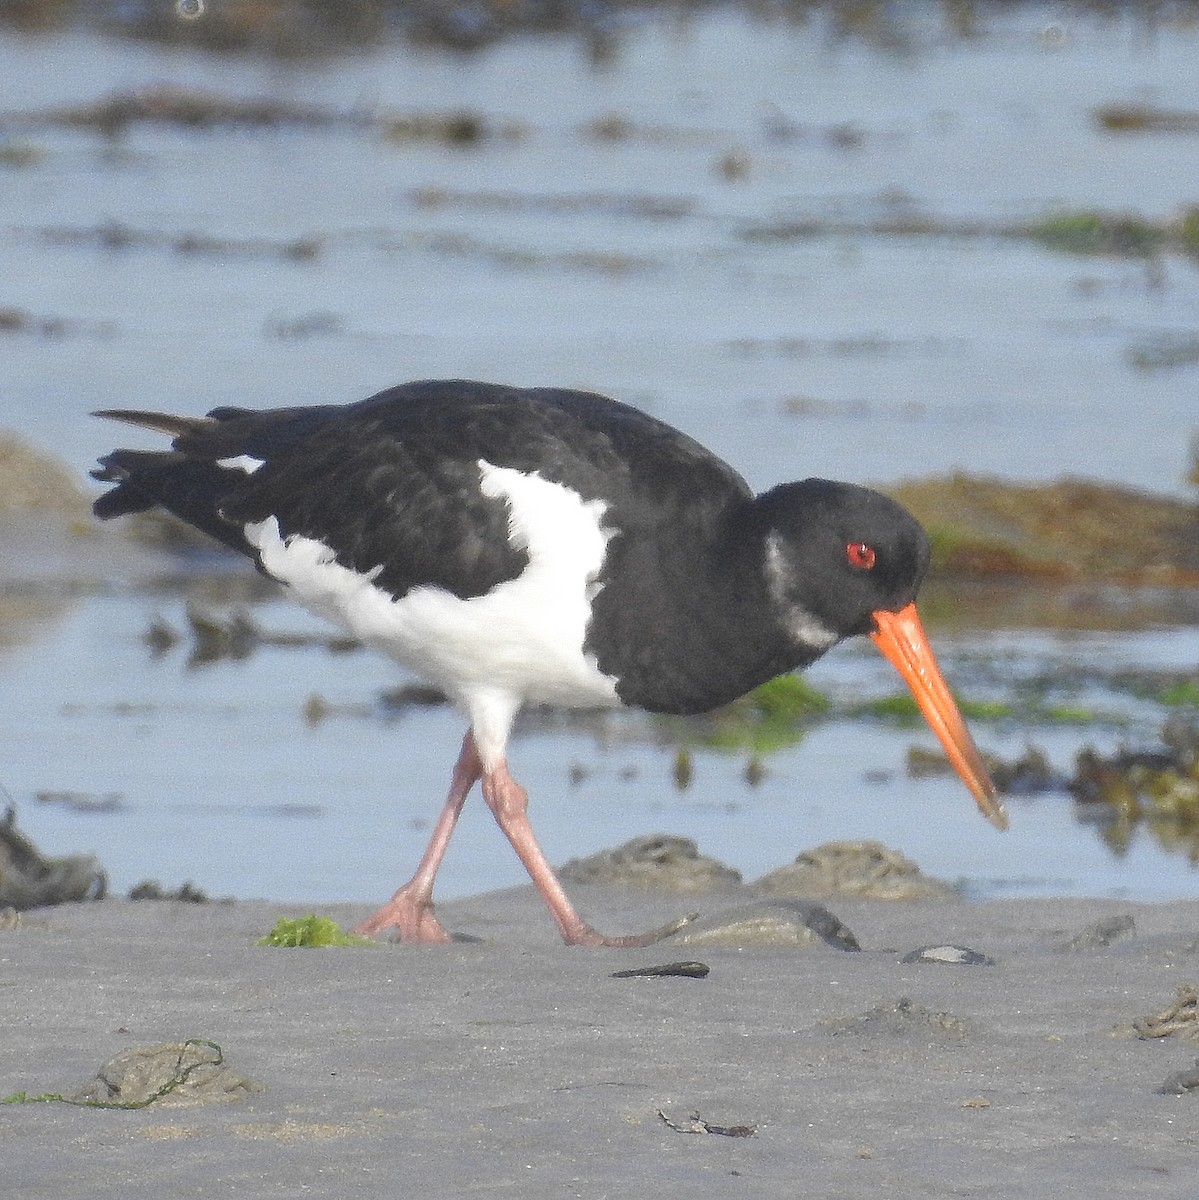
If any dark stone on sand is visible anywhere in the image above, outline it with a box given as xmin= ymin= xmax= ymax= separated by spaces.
xmin=610 ymin=960 xmax=710 ymax=979
xmin=380 ymin=682 xmax=451 ymax=710
xmin=753 ymin=839 xmax=957 ymax=901
xmin=0 ymin=806 xmax=106 ymax=910
xmin=1059 ymin=913 xmax=1137 ymax=952
xmin=1157 ymin=1059 xmax=1199 ymax=1095
xmin=69 ymin=1041 xmax=264 ymax=1108
xmin=664 ymin=898 xmax=860 ymax=950
xmin=557 ymin=834 xmax=742 ymax=893
xmin=901 ymin=944 xmax=996 ymax=966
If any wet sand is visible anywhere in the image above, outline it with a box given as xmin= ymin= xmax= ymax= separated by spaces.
xmin=5 ymin=888 xmax=1199 ymax=1198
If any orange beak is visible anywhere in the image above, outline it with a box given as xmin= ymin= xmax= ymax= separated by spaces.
xmin=870 ymin=602 xmax=1007 ymax=830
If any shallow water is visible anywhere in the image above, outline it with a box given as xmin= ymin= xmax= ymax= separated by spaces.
xmin=4 ymin=9 xmax=1199 ymax=492
xmin=1 ymin=7 xmax=1198 ymax=904
xmin=2 ymin=588 xmax=1195 ymax=904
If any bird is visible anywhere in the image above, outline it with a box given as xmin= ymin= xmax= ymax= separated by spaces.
xmin=91 ymin=378 xmax=1006 ymax=946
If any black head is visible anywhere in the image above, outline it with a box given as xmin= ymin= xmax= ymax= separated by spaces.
xmin=749 ymin=477 xmax=1006 ymax=831
xmin=756 ymin=478 xmax=931 ymax=648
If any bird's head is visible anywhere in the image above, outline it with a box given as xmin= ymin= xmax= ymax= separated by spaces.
xmin=758 ymin=479 xmax=1006 ymax=830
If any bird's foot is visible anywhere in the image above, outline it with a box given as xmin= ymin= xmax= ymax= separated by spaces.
xmin=562 ymin=910 xmax=699 ymax=948
xmin=352 ymin=890 xmax=454 ymax=944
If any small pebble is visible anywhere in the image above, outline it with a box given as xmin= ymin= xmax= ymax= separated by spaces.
xmin=901 ymin=944 xmax=996 ymax=966
xmin=610 ymin=961 xmax=710 ymax=979
xmin=1158 ymin=1059 xmax=1199 ymax=1095
xmin=1060 ymin=914 xmax=1136 ymax=952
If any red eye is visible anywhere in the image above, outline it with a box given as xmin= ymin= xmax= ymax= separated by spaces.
xmin=846 ymin=542 xmax=876 ymax=570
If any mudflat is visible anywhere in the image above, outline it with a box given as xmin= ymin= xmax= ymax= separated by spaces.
xmin=4 ymin=888 xmax=1199 ymax=1198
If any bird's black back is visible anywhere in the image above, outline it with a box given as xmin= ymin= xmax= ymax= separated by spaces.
xmin=92 ymin=380 xmax=754 ymax=609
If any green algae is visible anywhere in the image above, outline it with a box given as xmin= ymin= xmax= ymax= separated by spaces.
xmin=258 ymin=914 xmax=374 ymax=948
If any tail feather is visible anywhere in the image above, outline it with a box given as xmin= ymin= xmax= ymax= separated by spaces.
xmin=90 ymin=449 xmax=176 ymax=518
xmin=91 ymin=409 xmax=217 ymax=440
xmin=91 ymin=445 xmax=251 ymax=555
xmin=92 ymin=402 xmax=338 ymax=557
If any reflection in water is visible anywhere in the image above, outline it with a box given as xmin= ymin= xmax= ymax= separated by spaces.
xmin=64 ymin=591 xmax=1199 ymax=888
xmin=1074 ymin=715 xmax=1199 ymax=864
xmin=0 ymin=589 xmax=1196 ymax=902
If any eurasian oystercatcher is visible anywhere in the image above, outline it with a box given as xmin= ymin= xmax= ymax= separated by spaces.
xmin=92 ymin=379 xmax=1005 ymax=945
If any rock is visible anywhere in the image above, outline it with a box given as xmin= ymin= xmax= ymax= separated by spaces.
xmin=1158 ymin=1059 xmax=1199 ymax=1095
xmin=988 ymin=746 xmax=1067 ymax=795
xmin=0 ymin=430 xmax=89 ymax=518
xmin=1059 ymin=914 xmax=1137 ymax=952
xmin=888 ymin=474 xmax=1199 ymax=586
xmin=753 ymin=840 xmax=957 ymax=901
xmin=665 ymin=898 xmax=860 ymax=950
xmin=558 ymin=834 xmax=741 ymax=893
xmin=657 ymin=1106 xmax=757 ymax=1137
xmin=901 ymin=944 xmax=996 ymax=966
xmin=69 ymin=1040 xmax=263 ymax=1108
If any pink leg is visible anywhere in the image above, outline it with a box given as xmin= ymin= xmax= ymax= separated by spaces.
xmin=352 ymin=732 xmax=482 ymax=943
xmin=480 ymin=760 xmax=693 ymax=948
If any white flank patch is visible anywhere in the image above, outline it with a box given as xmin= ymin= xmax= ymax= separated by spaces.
xmin=216 ymin=454 xmax=265 ymax=475
xmin=764 ymin=532 xmax=839 ymax=651
xmin=242 ymin=461 xmax=619 ymax=768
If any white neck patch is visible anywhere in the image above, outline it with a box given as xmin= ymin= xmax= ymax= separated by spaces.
xmin=764 ymin=532 xmax=839 ymax=651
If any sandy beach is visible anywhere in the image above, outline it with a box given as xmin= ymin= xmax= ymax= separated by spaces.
xmin=4 ymin=885 xmax=1199 ymax=1198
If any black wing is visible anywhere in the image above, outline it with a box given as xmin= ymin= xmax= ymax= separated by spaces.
xmin=93 ymin=380 xmax=752 ymax=603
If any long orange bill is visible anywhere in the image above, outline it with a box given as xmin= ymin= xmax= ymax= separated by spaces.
xmin=870 ymin=602 xmax=1008 ymax=830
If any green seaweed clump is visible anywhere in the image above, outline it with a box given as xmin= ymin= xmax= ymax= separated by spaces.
xmin=1161 ymin=680 xmax=1199 ymax=708
xmin=697 ymin=673 xmax=829 ymax=752
xmin=661 ymin=674 xmax=829 ymax=751
xmin=1029 ymin=210 xmax=1164 ymax=257
xmin=861 ymin=692 xmax=923 ymax=724
xmin=656 ymin=674 xmax=830 ymax=785
xmin=1181 ymin=208 xmax=1199 ymax=257
xmin=258 ymin=914 xmax=374 ymax=948
xmin=1028 ymin=204 xmax=1199 ymax=261
xmin=859 ymin=692 xmax=1009 ymax=725
xmin=745 ymin=673 xmax=831 ymax=722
